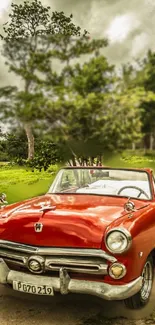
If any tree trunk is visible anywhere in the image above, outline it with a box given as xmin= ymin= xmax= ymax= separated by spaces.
xmin=71 ymin=155 xmax=77 ymax=166
xmin=149 ymin=133 xmax=154 ymax=151
xmin=24 ymin=123 xmax=34 ymax=160
xmin=132 ymin=143 xmax=136 ymax=150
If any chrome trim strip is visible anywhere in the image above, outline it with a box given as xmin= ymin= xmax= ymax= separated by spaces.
xmin=0 ymin=249 xmax=25 ymax=263
xmin=0 ymin=240 xmax=117 ymax=263
xmin=4 ymin=258 xmax=25 ymax=267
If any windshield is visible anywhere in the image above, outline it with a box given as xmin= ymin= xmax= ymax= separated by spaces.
xmin=49 ymin=168 xmax=152 ymax=200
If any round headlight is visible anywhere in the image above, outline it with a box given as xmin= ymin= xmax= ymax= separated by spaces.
xmin=105 ymin=228 xmax=132 ymax=254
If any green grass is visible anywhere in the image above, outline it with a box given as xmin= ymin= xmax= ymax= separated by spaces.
xmin=5 ymin=179 xmax=53 ymax=204
xmin=103 ymin=151 xmax=155 ymax=170
xmin=0 ymin=166 xmax=57 ymax=204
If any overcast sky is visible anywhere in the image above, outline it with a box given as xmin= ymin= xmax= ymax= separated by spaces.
xmin=0 ymin=0 xmax=155 ymax=87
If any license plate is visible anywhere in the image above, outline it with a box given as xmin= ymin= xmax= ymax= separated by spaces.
xmin=13 ymin=281 xmax=54 ymax=296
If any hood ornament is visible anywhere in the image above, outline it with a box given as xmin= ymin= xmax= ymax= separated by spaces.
xmin=34 ymin=223 xmax=43 ymax=233
xmin=39 ymin=201 xmax=56 ymax=212
xmin=40 ymin=205 xmax=56 ymax=212
xmin=124 ymin=198 xmax=136 ymax=212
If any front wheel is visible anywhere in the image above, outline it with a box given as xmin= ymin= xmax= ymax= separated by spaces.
xmin=124 ymin=256 xmax=154 ymax=309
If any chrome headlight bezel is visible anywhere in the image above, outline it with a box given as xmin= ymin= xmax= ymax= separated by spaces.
xmin=105 ymin=228 xmax=132 ymax=254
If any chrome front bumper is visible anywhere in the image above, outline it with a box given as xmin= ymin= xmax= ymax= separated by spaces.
xmin=0 ymin=258 xmax=143 ymax=300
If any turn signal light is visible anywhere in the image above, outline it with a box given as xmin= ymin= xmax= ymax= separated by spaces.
xmin=109 ymin=263 xmax=126 ymax=279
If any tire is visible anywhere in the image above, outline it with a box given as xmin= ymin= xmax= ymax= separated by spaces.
xmin=124 ymin=255 xmax=154 ymax=309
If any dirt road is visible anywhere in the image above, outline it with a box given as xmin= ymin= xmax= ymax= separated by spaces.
xmin=0 ymin=284 xmax=155 ymax=325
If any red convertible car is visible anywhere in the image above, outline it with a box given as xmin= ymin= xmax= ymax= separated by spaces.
xmin=0 ymin=166 xmax=154 ymax=309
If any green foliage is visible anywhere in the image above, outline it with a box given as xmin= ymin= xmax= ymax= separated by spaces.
xmin=119 ymin=54 xmax=155 ymax=149
xmin=68 ymin=56 xmax=115 ymax=96
xmin=0 ymin=152 xmax=8 ymax=162
xmin=0 ymin=129 xmax=63 ymax=171
xmin=26 ymin=140 xmax=63 ymax=171
xmin=0 ymin=137 xmax=8 ymax=162
xmin=138 ymin=52 xmax=155 ymax=138
xmin=44 ymin=89 xmax=144 ymax=163
xmin=4 ymin=129 xmax=28 ymax=161
xmin=41 ymin=51 xmax=147 ymax=164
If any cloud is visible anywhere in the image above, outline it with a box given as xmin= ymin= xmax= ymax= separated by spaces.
xmin=131 ymin=32 xmax=150 ymax=56
xmin=0 ymin=0 xmax=11 ymax=20
xmin=0 ymin=0 xmax=155 ymax=89
xmin=0 ymin=0 xmax=10 ymax=13
xmin=45 ymin=0 xmax=155 ymax=64
xmin=105 ymin=13 xmax=140 ymax=43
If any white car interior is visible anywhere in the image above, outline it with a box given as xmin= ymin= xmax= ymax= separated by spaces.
xmin=49 ymin=168 xmax=152 ymax=200
xmin=76 ymin=180 xmax=150 ymax=199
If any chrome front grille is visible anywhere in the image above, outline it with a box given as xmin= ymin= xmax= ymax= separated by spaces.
xmin=0 ymin=247 xmax=28 ymax=267
xmin=0 ymin=240 xmax=116 ymax=276
xmin=45 ymin=256 xmax=107 ymax=274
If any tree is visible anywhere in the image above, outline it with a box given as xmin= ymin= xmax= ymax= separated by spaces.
xmin=65 ymin=55 xmax=116 ymax=96
xmin=0 ymin=132 xmax=8 ymax=162
xmin=119 ymin=53 xmax=155 ymax=150
xmin=27 ymin=140 xmax=63 ymax=171
xmin=39 ymin=53 xmax=114 ymax=164
xmin=0 ymin=0 xmax=88 ymax=160
xmin=43 ymin=86 xmax=146 ymax=165
xmin=41 ymin=47 xmax=155 ymax=165
xmin=139 ymin=51 xmax=155 ymax=149
xmin=0 ymin=128 xmax=63 ymax=170
xmin=4 ymin=129 xmax=28 ymax=162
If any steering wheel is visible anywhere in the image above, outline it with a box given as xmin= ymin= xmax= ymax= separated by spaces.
xmin=117 ymin=186 xmax=149 ymax=199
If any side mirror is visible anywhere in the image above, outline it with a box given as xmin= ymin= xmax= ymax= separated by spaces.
xmin=0 ymin=193 xmax=8 ymax=206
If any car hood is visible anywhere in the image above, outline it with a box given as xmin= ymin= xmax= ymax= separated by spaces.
xmin=0 ymin=194 xmax=147 ymax=248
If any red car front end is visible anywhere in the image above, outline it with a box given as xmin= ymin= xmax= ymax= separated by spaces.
xmin=0 ymin=167 xmax=154 ymax=309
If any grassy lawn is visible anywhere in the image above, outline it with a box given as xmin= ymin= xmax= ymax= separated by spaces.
xmin=103 ymin=150 xmax=155 ymax=170
xmin=0 ymin=166 xmax=56 ymax=204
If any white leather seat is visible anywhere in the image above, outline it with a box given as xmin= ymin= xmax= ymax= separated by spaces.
xmin=76 ymin=180 xmax=150 ymax=199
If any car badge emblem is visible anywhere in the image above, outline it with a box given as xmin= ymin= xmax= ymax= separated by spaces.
xmin=34 ymin=223 xmax=43 ymax=233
